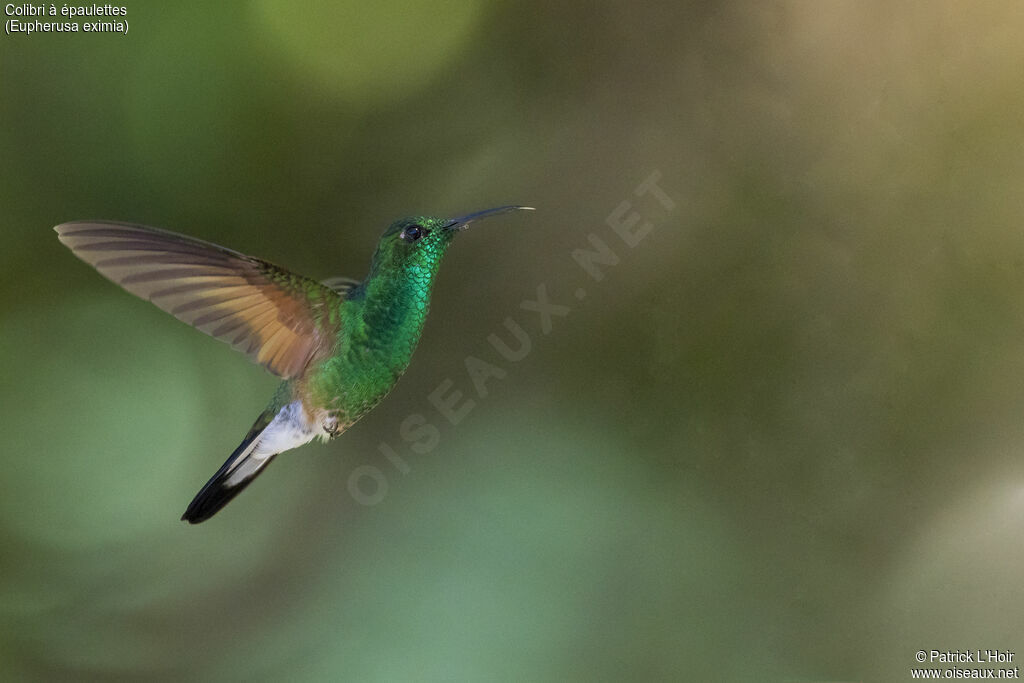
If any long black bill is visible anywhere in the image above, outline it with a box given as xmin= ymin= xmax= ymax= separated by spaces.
xmin=445 ymin=205 xmax=534 ymax=231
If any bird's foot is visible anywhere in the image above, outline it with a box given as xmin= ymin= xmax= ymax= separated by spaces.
xmin=322 ymin=415 xmax=341 ymax=438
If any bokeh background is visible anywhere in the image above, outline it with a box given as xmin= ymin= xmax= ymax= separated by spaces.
xmin=3 ymin=1 xmax=1024 ymax=681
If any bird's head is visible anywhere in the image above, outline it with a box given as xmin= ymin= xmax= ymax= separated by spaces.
xmin=368 ymin=206 xmax=533 ymax=279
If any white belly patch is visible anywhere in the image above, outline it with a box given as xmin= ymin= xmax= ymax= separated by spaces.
xmin=223 ymin=400 xmax=320 ymax=488
xmin=256 ymin=400 xmax=320 ymax=456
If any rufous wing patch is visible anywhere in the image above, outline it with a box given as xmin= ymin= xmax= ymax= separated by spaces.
xmin=56 ymin=221 xmax=345 ymax=379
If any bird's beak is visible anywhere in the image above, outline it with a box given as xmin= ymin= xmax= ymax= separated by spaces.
xmin=445 ymin=205 xmax=535 ymax=231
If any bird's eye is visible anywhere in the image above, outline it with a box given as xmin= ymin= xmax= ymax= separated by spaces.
xmin=400 ymin=225 xmax=423 ymax=242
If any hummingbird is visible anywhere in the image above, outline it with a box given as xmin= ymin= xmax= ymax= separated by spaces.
xmin=55 ymin=206 xmax=533 ymax=524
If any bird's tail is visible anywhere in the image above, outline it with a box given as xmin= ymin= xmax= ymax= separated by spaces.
xmin=181 ymin=409 xmax=279 ymax=524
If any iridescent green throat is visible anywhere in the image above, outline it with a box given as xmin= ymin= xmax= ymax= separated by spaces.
xmin=304 ymin=232 xmax=453 ymax=419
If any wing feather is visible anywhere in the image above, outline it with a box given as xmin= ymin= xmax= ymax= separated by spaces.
xmin=55 ymin=221 xmax=348 ymax=379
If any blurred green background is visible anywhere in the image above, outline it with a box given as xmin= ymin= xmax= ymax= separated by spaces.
xmin=3 ymin=2 xmax=1024 ymax=681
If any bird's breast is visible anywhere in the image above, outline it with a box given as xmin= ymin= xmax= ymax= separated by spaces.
xmin=303 ymin=348 xmax=407 ymax=425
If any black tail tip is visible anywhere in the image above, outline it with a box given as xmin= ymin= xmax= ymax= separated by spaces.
xmin=181 ymin=481 xmax=248 ymax=524
xmin=181 ymin=413 xmax=278 ymax=525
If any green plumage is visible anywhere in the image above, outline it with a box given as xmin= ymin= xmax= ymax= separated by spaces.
xmin=55 ymin=206 xmax=532 ymax=523
xmin=305 ymin=215 xmax=452 ymax=424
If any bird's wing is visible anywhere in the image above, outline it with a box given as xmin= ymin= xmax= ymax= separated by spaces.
xmin=55 ymin=221 xmax=343 ymax=379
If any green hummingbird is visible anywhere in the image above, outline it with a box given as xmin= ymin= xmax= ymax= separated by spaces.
xmin=55 ymin=206 xmax=533 ymax=524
